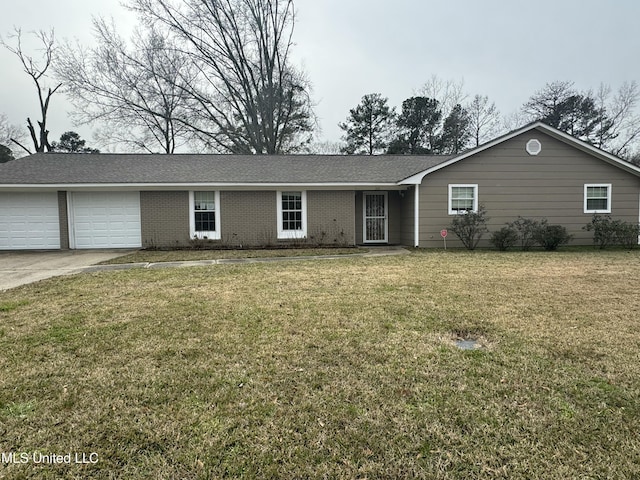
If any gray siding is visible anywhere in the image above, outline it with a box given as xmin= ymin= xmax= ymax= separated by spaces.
xmin=140 ymin=191 xmax=191 ymax=248
xmin=418 ymin=131 xmax=640 ymax=248
xmin=388 ymin=191 xmax=403 ymax=244
xmin=400 ymin=186 xmax=415 ymax=246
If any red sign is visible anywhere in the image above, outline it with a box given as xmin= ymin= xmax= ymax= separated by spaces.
xmin=440 ymin=229 xmax=448 ymax=238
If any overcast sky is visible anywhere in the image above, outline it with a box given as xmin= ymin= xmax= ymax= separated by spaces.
xmin=2 ymin=0 xmax=639 ymax=150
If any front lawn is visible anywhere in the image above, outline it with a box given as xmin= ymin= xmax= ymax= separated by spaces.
xmin=0 ymin=250 xmax=638 ymax=479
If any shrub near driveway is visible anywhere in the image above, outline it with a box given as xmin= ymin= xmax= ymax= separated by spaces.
xmin=0 ymin=251 xmax=639 ymax=478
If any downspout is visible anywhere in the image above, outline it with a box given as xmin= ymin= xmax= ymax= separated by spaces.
xmin=414 ymin=184 xmax=420 ymax=247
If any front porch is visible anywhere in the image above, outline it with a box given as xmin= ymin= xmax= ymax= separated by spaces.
xmin=354 ymin=189 xmax=414 ymax=245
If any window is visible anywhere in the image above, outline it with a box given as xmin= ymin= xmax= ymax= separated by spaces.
xmin=584 ymin=184 xmax=611 ymax=213
xmin=190 ymin=191 xmax=221 ymax=239
xmin=448 ymin=184 xmax=478 ymax=214
xmin=277 ymin=191 xmax=307 ymax=239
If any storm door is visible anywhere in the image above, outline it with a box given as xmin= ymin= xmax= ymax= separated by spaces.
xmin=363 ymin=192 xmax=388 ymax=243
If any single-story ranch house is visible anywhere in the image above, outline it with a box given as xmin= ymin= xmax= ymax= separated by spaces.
xmin=1 ymin=122 xmax=639 ymax=250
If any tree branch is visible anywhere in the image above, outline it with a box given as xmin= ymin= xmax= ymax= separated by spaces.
xmin=10 ymin=137 xmax=33 ymax=155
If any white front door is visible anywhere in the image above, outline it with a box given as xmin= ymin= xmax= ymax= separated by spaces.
xmin=363 ymin=192 xmax=388 ymax=243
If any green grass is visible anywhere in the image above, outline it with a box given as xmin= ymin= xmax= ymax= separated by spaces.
xmin=99 ymin=247 xmax=369 ymax=264
xmin=0 ymin=250 xmax=639 ymax=478
xmin=0 ymin=300 xmax=29 ymax=312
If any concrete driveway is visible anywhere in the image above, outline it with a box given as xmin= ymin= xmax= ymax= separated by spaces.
xmin=0 ymin=250 xmax=134 ymax=291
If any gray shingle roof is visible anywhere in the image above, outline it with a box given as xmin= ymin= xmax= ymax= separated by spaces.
xmin=0 ymin=153 xmax=451 ymax=185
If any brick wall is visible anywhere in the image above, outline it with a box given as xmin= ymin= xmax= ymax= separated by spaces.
xmin=57 ymin=191 xmax=69 ymax=249
xmin=220 ymin=191 xmax=357 ymax=247
xmin=139 ymin=190 xmax=357 ymax=248
xmin=140 ymin=191 xmax=190 ymax=248
xmin=307 ymin=190 xmax=355 ymax=246
xmin=220 ymin=191 xmax=277 ymax=247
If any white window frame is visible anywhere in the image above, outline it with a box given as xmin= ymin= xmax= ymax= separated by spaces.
xmin=189 ymin=191 xmax=221 ymax=240
xmin=448 ymin=184 xmax=478 ymax=215
xmin=277 ymin=191 xmax=307 ymax=239
xmin=584 ymin=184 xmax=612 ymax=214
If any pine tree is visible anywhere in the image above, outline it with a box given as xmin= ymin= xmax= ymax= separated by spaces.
xmin=339 ymin=93 xmax=395 ymax=155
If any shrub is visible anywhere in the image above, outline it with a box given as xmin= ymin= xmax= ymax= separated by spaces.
xmin=614 ymin=222 xmax=640 ymax=249
xmin=449 ymin=206 xmax=489 ymax=250
xmin=533 ymin=224 xmax=573 ymax=251
xmin=583 ymin=214 xmax=619 ymax=249
xmin=583 ymin=214 xmax=640 ymax=249
xmin=509 ymin=216 xmax=546 ymax=250
xmin=189 ymin=236 xmax=218 ymax=250
xmin=490 ymin=226 xmax=519 ymax=251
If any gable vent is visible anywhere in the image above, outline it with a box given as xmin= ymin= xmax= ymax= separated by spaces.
xmin=526 ymin=139 xmax=542 ymax=155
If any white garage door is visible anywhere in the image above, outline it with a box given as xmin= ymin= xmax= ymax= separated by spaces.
xmin=71 ymin=192 xmax=141 ymax=249
xmin=0 ymin=192 xmax=61 ymax=250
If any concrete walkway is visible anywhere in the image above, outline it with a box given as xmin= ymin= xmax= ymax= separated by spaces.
xmin=82 ymin=246 xmax=411 ymax=273
xmin=0 ymin=247 xmax=411 ymax=291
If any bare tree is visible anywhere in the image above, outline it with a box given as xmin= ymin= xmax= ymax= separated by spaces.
xmin=56 ymin=19 xmax=194 ymax=153
xmin=466 ymin=94 xmax=502 ymax=147
xmin=0 ymin=113 xmax=24 ymax=157
xmin=595 ymin=81 xmax=640 ymax=157
xmin=306 ymin=140 xmax=344 ymax=155
xmin=502 ymin=110 xmax=530 ymax=133
xmin=1 ymin=28 xmax=61 ymax=153
xmin=128 ymin=0 xmax=315 ymax=154
xmin=417 ymin=75 xmax=468 ymax=122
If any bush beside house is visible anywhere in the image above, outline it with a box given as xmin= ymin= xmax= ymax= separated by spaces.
xmin=451 ymin=209 xmax=637 ymax=251
xmin=583 ymin=214 xmax=640 ymax=249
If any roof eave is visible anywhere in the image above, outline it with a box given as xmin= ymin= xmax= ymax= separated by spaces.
xmin=0 ymin=182 xmax=409 ymax=191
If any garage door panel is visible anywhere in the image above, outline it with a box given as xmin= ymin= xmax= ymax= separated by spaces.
xmin=0 ymin=193 xmax=61 ymax=250
xmin=71 ymin=192 xmax=141 ymax=249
